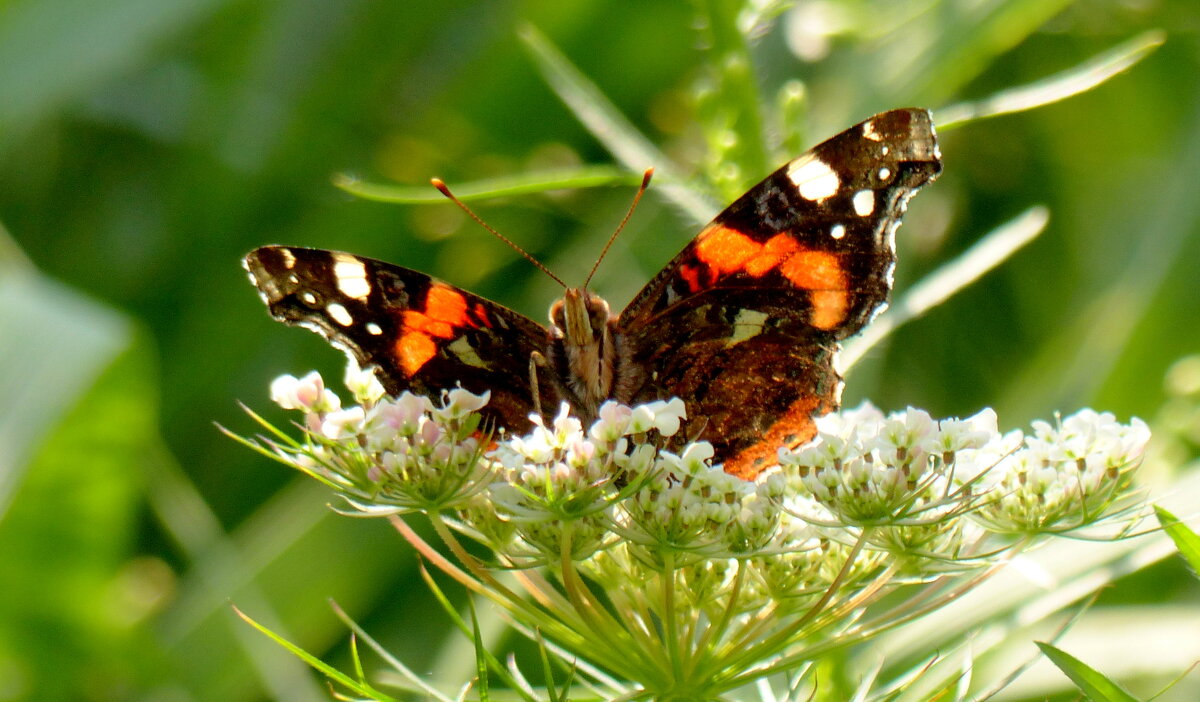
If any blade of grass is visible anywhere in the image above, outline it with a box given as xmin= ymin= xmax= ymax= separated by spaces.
xmin=333 ymin=166 xmax=642 ymax=204
xmin=414 ymin=563 xmax=542 ymax=702
xmin=936 ymin=30 xmax=1165 ymax=131
xmin=889 ymin=0 xmax=1078 ymax=105
xmin=1036 ymin=642 xmax=1139 ymax=702
xmin=233 ymin=605 xmax=401 ymax=702
xmin=469 ymin=598 xmax=492 ymax=702
xmin=519 ymin=23 xmax=718 ymax=224
xmin=839 ymin=206 xmax=1048 ymax=372
xmin=329 ymin=599 xmax=457 ymax=702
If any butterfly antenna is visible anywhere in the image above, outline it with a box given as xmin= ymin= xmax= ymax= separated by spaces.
xmin=584 ymin=168 xmax=653 ymax=290
xmin=431 ymin=178 xmax=567 ymax=289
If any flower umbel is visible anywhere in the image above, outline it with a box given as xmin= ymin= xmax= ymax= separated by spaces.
xmin=234 ymin=366 xmax=1152 ymax=700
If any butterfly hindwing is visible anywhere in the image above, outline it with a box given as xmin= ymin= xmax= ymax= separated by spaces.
xmin=244 ymin=246 xmax=553 ymax=434
xmin=614 ymin=108 xmax=942 ymax=477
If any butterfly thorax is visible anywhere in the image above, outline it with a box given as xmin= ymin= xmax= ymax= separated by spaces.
xmin=548 ymin=288 xmax=618 ymax=419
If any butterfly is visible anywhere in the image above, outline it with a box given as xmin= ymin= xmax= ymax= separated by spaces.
xmin=244 ymin=108 xmax=941 ymax=479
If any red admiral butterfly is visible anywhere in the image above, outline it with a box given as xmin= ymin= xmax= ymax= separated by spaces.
xmin=245 ymin=108 xmax=941 ymax=479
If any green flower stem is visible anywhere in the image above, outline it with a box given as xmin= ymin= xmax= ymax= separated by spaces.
xmin=557 ymin=524 xmax=665 ymax=684
xmin=688 ymin=559 xmax=747 ymax=680
xmin=414 ymin=514 xmax=591 ymax=652
xmin=660 ymin=552 xmax=683 ymax=685
xmin=718 ymin=530 xmax=881 ymax=685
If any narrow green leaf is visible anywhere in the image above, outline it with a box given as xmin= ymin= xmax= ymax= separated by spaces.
xmin=469 ymin=598 xmax=491 ymax=702
xmin=894 ymin=0 xmax=1078 ymax=104
xmin=519 ymin=23 xmax=718 ymax=224
xmin=1156 ymin=506 xmax=1200 ymax=580
xmin=333 ymin=166 xmax=642 ymax=203
xmin=937 ymin=31 xmax=1165 ymax=130
xmin=1036 ymin=642 xmax=1139 ymax=702
xmin=330 ymin=600 xmax=457 ymax=702
xmin=233 ymin=606 xmax=401 ymax=702
xmin=536 ymin=628 xmax=561 ymax=702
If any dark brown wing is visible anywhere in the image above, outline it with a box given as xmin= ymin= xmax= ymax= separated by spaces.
xmin=614 ymin=108 xmax=942 ymax=478
xmin=244 ymin=246 xmax=555 ymax=435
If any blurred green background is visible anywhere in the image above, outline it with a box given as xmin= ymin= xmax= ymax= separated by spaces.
xmin=1 ymin=1 xmax=1198 ymax=700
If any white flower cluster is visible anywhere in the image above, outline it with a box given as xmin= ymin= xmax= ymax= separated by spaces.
xmin=265 ymin=363 xmax=495 ymax=512
xmin=780 ymin=403 xmax=1151 ymax=538
xmin=780 ymin=404 xmax=999 ymax=525
xmin=254 ymin=365 xmax=1151 ymax=578
xmin=972 ymin=409 xmax=1151 ymax=532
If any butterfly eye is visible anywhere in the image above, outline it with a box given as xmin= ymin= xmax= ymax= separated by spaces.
xmin=548 ymin=299 xmax=566 ymax=330
xmin=586 ymin=295 xmax=611 ymax=330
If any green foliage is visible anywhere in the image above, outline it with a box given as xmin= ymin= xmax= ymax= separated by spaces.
xmin=1036 ymin=642 xmax=1139 ymax=702
xmin=1 ymin=0 xmax=1199 ymax=700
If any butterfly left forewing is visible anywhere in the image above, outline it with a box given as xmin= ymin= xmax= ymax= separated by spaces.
xmin=615 ymin=108 xmax=942 ymax=478
xmin=245 ymin=245 xmax=555 ymax=435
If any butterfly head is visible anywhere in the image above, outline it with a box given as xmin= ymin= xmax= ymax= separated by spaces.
xmin=550 ymin=288 xmax=611 ymax=347
xmin=548 ymin=287 xmax=616 ymax=416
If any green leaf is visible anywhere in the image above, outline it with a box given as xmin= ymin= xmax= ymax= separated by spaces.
xmin=234 ymin=606 xmax=401 ymax=702
xmin=0 ymin=267 xmax=130 ymax=516
xmin=469 ymin=598 xmax=491 ymax=701
xmin=1156 ymin=506 xmax=1200 ymax=580
xmin=333 ymin=166 xmax=642 ymax=203
xmin=1036 ymin=642 xmax=1139 ymax=702
xmin=0 ymin=275 xmax=150 ymax=698
xmin=937 ymin=30 xmax=1166 ymax=130
xmin=895 ymin=0 xmax=1079 ymax=105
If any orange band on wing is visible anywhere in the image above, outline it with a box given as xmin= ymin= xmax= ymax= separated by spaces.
xmin=778 ymin=249 xmax=844 ymax=290
xmin=424 ymin=285 xmax=471 ymax=327
xmin=695 ymin=225 xmax=760 ymax=274
xmin=743 ymin=234 xmax=801 ymax=276
xmin=396 ymin=331 xmax=437 ymax=376
xmin=393 ymin=284 xmax=475 ymax=377
xmin=779 ymin=250 xmax=849 ymax=330
xmin=723 ymin=394 xmax=825 ymax=480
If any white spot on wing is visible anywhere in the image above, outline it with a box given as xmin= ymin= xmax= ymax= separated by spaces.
xmin=301 ymin=291 xmax=318 ymax=305
xmin=332 ymin=254 xmax=371 ymax=300
xmin=852 ymin=190 xmax=875 ymax=217
xmin=726 ymin=308 xmax=769 ymax=347
xmin=878 ymin=166 xmax=891 ymax=181
xmin=830 ymin=224 xmax=846 ymax=240
xmin=326 ymin=302 xmax=353 ymax=326
xmin=366 ymin=322 xmax=383 ymax=335
xmin=787 ymin=155 xmax=840 ymax=202
xmin=280 ymin=249 xmax=296 ymax=269
xmin=862 ymin=121 xmax=883 ymax=141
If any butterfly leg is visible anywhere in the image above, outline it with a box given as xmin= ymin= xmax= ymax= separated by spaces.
xmin=529 ymin=351 xmax=548 ymax=422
